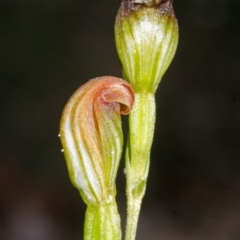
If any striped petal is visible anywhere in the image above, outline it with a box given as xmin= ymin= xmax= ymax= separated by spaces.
xmin=115 ymin=0 xmax=179 ymax=93
xmin=60 ymin=76 xmax=134 ymax=205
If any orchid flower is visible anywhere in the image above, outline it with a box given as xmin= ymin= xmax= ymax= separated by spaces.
xmin=115 ymin=0 xmax=179 ymax=239
xmin=60 ymin=76 xmax=134 ymax=240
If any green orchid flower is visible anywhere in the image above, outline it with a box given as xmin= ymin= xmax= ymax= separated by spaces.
xmin=60 ymin=76 xmax=134 ymax=240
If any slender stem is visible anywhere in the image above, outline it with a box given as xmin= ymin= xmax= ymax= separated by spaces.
xmin=125 ymin=194 xmax=143 ymax=240
xmin=84 ymin=199 xmax=122 ymax=240
xmin=125 ymin=93 xmax=156 ymax=240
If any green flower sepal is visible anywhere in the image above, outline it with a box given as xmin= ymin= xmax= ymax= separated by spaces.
xmin=59 ymin=76 xmax=134 ymax=240
xmin=115 ymin=0 xmax=178 ymax=93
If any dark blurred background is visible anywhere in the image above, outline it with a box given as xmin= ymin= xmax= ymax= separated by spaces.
xmin=1 ymin=0 xmax=240 ymax=239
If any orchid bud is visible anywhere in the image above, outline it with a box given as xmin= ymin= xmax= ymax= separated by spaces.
xmin=60 ymin=76 xmax=134 ymax=205
xmin=115 ymin=0 xmax=178 ymax=93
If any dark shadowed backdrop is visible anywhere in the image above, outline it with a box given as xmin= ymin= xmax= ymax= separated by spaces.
xmin=1 ymin=0 xmax=240 ymax=239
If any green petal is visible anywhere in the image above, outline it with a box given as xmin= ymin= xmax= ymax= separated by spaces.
xmin=115 ymin=0 xmax=179 ymax=93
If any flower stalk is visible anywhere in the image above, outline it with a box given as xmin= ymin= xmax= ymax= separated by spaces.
xmin=125 ymin=93 xmax=156 ymax=240
xmin=84 ymin=201 xmax=121 ymax=240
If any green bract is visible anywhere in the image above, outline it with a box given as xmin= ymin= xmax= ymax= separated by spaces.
xmin=115 ymin=0 xmax=178 ymax=93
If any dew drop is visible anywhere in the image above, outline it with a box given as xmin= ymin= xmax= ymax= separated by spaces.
xmin=61 ymin=149 xmax=64 ymax=152
xmin=58 ymin=133 xmax=61 ymax=137
xmin=107 ymin=150 xmax=115 ymax=155
xmin=107 ymin=195 xmax=113 ymax=203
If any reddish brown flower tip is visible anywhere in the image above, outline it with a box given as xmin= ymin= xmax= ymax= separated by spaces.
xmin=60 ymin=76 xmax=134 ymax=204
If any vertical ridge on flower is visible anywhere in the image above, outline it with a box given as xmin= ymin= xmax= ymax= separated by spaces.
xmin=60 ymin=76 xmax=134 ymax=205
xmin=115 ymin=0 xmax=178 ymax=93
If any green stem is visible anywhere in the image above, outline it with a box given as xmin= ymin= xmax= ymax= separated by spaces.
xmin=84 ymin=199 xmax=122 ymax=240
xmin=125 ymin=194 xmax=142 ymax=240
xmin=125 ymin=93 xmax=156 ymax=240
